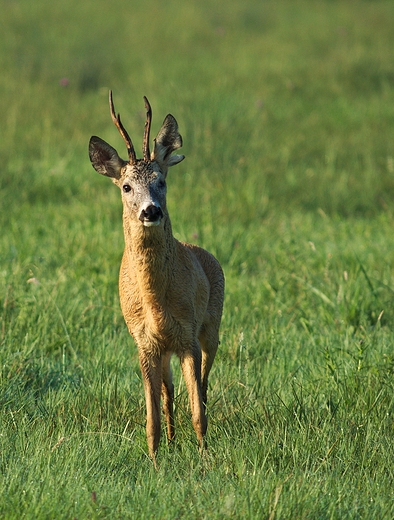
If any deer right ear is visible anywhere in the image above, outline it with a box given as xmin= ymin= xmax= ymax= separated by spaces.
xmin=89 ymin=136 xmax=127 ymax=179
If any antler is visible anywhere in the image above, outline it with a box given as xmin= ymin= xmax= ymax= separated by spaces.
xmin=143 ymin=96 xmax=152 ymax=161
xmin=109 ymin=90 xmax=137 ymax=165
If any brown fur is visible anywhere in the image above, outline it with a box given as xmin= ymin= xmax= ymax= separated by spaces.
xmin=89 ymin=93 xmax=224 ymax=464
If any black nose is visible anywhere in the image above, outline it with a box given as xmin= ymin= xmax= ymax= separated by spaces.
xmin=139 ymin=205 xmax=163 ymax=223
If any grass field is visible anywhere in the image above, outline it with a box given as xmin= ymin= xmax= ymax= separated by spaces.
xmin=1 ymin=0 xmax=394 ymax=518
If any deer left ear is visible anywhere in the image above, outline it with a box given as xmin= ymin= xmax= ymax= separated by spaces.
xmin=152 ymin=114 xmax=185 ymax=171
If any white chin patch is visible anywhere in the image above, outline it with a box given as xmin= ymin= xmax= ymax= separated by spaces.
xmin=143 ymin=219 xmax=161 ymax=227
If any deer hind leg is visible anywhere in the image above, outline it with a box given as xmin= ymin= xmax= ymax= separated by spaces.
xmin=161 ymin=351 xmax=175 ymax=443
xmin=180 ymin=343 xmax=207 ymax=449
xmin=139 ymin=353 xmax=162 ymax=462
xmin=199 ymin=326 xmax=220 ymax=408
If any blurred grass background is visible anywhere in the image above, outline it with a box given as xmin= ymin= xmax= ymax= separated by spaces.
xmin=1 ymin=0 xmax=394 ymax=518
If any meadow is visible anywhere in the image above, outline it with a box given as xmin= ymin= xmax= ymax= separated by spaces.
xmin=1 ymin=0 xmax=394 ymax=518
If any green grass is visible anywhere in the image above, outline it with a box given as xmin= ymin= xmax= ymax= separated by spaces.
xmin=1 ymin=0 xmax=394 ymax=518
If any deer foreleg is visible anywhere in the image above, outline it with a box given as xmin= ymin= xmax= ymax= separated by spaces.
xmin=161 ymin=351 xmax=175 ymax=442
xmin=139 ymin=354 xmax=162 ymax=462
xmin=180 ymin=345 xmax=207 ymax=449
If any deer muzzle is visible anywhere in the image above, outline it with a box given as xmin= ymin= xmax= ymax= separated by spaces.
xmin=139 ymin=204 xmax=164 ymax=227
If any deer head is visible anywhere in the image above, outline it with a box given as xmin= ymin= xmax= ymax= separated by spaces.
xmin=89 ymin=91 xmax=185 ymax=227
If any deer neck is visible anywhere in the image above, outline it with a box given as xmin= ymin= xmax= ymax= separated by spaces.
xmin=122 ymin=209 xmax=176 ymax=302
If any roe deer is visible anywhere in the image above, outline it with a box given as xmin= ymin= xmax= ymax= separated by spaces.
xmin=88 ymin=92 xmax=224 ymax=464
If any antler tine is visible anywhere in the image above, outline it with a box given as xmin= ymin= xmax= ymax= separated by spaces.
xmin=143 ymin=96 xmax=152 ymax=161
xmin=109 ymin=90 xmax=137 ymax=164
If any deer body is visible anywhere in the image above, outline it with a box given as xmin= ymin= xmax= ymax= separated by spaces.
xmin=89 ymin=93 xmax=224 ymax=462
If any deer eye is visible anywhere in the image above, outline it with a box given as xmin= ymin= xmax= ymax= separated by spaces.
xmin=123 ymin=184 xmax=132 ymax=193
xmin=158 ymin=180 xmax=166 ymax=189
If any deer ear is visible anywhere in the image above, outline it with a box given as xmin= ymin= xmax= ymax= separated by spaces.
xmin=152 ymin=115 xmax=185 ymax=171
xmin=89 ymin=136 xmax=127 ymax=179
